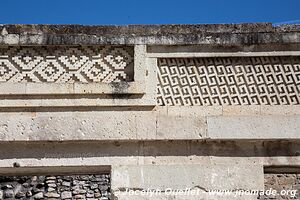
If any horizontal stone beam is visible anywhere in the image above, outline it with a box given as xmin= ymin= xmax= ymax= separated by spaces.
xmin=0 ymin=106 xmax=299 ymax=141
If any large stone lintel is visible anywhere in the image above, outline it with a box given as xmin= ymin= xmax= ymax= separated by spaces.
xmin=0 ymin=106 xmax=299 ymax=141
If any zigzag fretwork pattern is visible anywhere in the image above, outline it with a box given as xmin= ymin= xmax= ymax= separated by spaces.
xmin=0 ymin=46 xmax=134 ymax=83
xmin=157 ymin=57 xmax=300 ymax=106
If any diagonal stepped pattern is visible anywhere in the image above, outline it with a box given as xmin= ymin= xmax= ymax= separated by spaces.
xmin=0 ymin=46 xmax=134 ymax=83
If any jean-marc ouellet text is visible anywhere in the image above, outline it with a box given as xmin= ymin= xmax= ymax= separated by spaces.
xmin=114 ymin=188 xmax=298 ymax=198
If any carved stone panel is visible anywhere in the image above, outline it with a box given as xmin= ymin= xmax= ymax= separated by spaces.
xmin=0 ymin=46 xmax=134 ymax=83
xmin=157 ymin=57 xmax=300 ymax=106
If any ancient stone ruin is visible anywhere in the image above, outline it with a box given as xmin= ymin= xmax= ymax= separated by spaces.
xmin=0 ymin=23 xmax=299 ymax=199
xmin=0 ymin=175 xmax=110 ymax=199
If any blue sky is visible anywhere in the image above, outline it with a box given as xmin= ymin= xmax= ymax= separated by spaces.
xmin=1 ymin=0 xmax=300 ymax=25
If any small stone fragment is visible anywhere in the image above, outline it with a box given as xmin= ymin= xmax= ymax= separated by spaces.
xmin=73 ymin=180 xmax=85 ymax=185
xmin=26 ymin=190 xmax=33 ymax=197
xmin=48 ymin=187 xmax=56 ymax=192
xmin=4 ymin=189 xmax=14 ymax=198
xmin=79 ymin=175 xmax=89 ymax=180
xmin=74 ymin=194 xmax=85 ymax=199
xmin=31 ymin=176 xmax=38 ymax=181
xmin=37 ymin=176 xmax=45 ymax=182
xmin=46 ymin=180 xmax=56 ymax=184
xmin=90 ymin=184 xmax=98 ymax=189
xmin=86 ymin=193 xmax=94 ymax=198
xmin=94 ymin=193 xmax=101 ymax=198
xmin=47 ymin=183 xmax=57 ymax=188
xmin=99 ymin=185 xmax=108 ymax=191
xmin=15 ymin=191 xmax=26 ymax=198
xmin=61 ymin=191 xmax=72 ymax=199
xmin=33 ymin=192 xmax=44 ymax=199
xmin=72 ymin=189 xmax=86 ymax=195
xmin=22 ymin=182 xmax=30 ymax=188
xmin=33 ymin=187 xmax=42 ymax=193
xmin=44 ymin=192 xmax=60 ymax=198
xmin=46 ymin=176 xmax=56 ymax=180
xmin=62 ymin=181 xmax=71 ymax=187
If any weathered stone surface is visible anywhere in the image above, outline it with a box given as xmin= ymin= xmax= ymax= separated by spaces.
xmin=47 ymin=183 xmax=57 ymax=188
xmin=47 ymin=187 xmax=56 ymax=192
xmin=26 ymin=190 xmax=32 ymax=197
xmin=62 ymin=181 xmax=71 ymax=187
xmin=156 ymin=114 xmax=207 ymax=139
xmin=3 ymin=189 xmax=13 ymax=198
xmin=74 ymin=194 xmax=85 ymax=199
xmin=33 ymin=192 xmax=43 ymax=199
xmin=0 ymin=107 xmax=299 ymax=141
xmin=112 ymin=164 xmax=263 ymax=191
xmin=44 ymin=192 xmax=60 ymax=198
xmin=15 ymin=191 xmax=25 ymax=198
xmin=61 ymin=191 xmax=72 ymax=199
xmin=259 ymin=173 xmax=300 ymax=199
xmin=1 ymin=23 xmax=300 ymax=45
xmin=208 ymin=116 xmax=300 ymax=139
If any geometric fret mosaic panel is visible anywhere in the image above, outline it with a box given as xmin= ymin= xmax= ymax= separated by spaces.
xmin=0 ymin=46 xmax=134 ymax=83
xmin=157 ymin=57 xmax=300 ymax=106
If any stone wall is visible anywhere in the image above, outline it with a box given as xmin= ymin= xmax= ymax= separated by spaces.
xmin=261 ymin=173 xmax=300 ymax=199
xmin=0 ymin=174 xmax=110 ymax=200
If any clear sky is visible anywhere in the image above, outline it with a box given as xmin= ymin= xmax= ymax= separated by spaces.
xmin=1 ymin=0 xmax=300 ymax=25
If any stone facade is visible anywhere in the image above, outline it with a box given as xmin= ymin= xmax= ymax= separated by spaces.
xmin=0 ymin=23 xmax=300 ymax=200
xmin=0 ymin=174 xmax=110 ymax=200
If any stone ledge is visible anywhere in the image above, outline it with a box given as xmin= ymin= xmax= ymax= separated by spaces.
xmin=0 ymin=140 xmax=299 ymax=170
xmin=0 ymin=107 xmax=299 ymax=141
xmin=1 ymin=23 xmax=300 ymax=45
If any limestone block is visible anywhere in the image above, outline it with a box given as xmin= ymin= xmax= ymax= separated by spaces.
xmin=26 ymin=83 xmax=74 ymax=94
xmin=167 ymin=106 xmax=222 ymax=117
xmin=19 ymin=34 xmax=44 ymax=45
xmin=135 ymin=111 xmax=157 ymax=140
xmin=156 ymin=114 xmax=207 ymax=139
xmin=260 ymin=105 xmax=300 ymax=116
xmin=207 ymin=116 xmax=300 ymax=139
xmin=0 ymin=111 xmax=157 ymax=141
xmin=222 ymin=106 xmax=261 ymax=116
xmin=3 ymin=34 xmax=19 ymax=44
xmin=0 ymin=83 xmax=26 ymax=94
xmin=111 ymin=164 xmax=264 ymax=191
